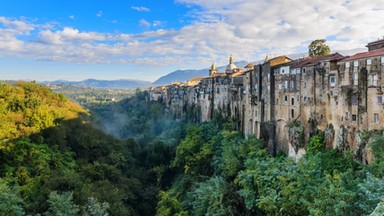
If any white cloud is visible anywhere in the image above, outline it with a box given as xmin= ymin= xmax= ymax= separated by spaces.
xmin=96 ymin=11 xmax=103 ymax=17
xmin=0 ymin=16 xmax=34 ymax=33
xmin=139 ymin=19 xmax=151 ymax=28
xmin=1 ymin=1 xmax=384 ymax=70
xmin=131 ymin=6 xmax=150 ymax=12
xmin=69 ymin=15 xmax=75 ymax=20
xmin=153 ymin=20 xmax=164 ymax=27
xmin=37 ymin=27 xmax=105 ymax=45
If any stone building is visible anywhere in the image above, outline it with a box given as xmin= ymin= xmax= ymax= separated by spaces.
xmin=150 ymin=41 xmax=384 ymax=162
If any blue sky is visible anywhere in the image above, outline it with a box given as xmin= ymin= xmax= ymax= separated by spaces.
xmin=0 ymin=0 xmax=384 ymax=81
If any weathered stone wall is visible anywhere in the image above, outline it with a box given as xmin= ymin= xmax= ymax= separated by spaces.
xmin=150 ymin=52 xmax=384 ymax=162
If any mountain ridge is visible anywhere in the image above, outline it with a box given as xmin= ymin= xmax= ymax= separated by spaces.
xmin=40 ymin=78 xmax=152 ymax=88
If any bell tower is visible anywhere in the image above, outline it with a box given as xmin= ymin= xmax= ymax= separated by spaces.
xmin=209 ymin=62 xmax=217 ymax=77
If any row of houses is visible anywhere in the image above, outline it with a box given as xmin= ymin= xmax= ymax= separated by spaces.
xmin=149 ymin=39 xmax=384 ymax=162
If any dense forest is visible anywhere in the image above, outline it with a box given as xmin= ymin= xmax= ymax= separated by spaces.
xmin=0 ymin=82 xmax=183 ymax=215
xmin=1 ymin=81 xmax=384 ymax=215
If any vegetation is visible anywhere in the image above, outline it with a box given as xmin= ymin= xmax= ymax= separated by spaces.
xmin=157 ymin=120 xmax=384 ymax=216
xmin=2 ymin=81 xmax=384 ymax=216
xmin=0 ymin=81 xmax=183 ymax=215
xmin=308 ymin=39 xmax=331 ymax=58
xmin=50 ymin=84 xmax=136 ymax=106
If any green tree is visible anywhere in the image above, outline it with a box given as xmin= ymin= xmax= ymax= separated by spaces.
xmin=44 ymin=191 xmax=79 ymax=216
xmin=0 ymin=179 xmax=24 ymax=216
xmin=370 ymin=201 xmax=384 ymax=216
xmin=156 ymin=191 xmax=188 ymax=216
xmin=308 ymin=39 xmax=331 ymax=58
xmin=187 ymin=176 xmax=240 ymax=216
xmin=84 ymin=197 xmax=110 ymax=216
xmin=172 ymin=126 xmax=213 ymax=176
xmin=368 ymin=136 xmax=384 ymax=177
xmin=358 ymin=172 xmax=384 ymax=214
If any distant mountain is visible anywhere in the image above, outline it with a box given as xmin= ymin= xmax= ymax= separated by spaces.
xmin=41 ymin=79 xmax=151 ymax=89
xmin=153 ymin=61 xmax=248 ymax=85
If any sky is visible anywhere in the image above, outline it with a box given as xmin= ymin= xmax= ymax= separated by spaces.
xmin=0 ymin=0 xmax=384 ymax=82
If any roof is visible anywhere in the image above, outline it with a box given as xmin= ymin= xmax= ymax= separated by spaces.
xmin=289 ymin=52 xmax=344 ymax=68
xmin=266 ymin=55 xmax=292 ymax=67
xmin=188 ymin=77 xmax=204 ymax=82
xmin=273 ymin=57 xmax=307 ymax=68
xmin=244 ymin=63 xmax=255 ymax=69
xmin=171 ymin=81 xmax=187 ymax=86
xmin=367 ymin=39 xmax=384 ymax=47
xmin=231 ymin=71 xmax=246 ymax=77
xmin=306 ymin=52 xmax=344 ymax=66
xmin=226 ymin=63 xmax=238 ymax=71
xmin=212 ymin=73 xmax=227 ymax=77
xmin=340 ymin=48 xmax=384 ymax=62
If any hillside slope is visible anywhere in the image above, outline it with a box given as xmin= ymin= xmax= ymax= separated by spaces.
xmin=0 ymin=81 xmax=86 ymax=140
xmin=42 ymin=78 xmax=151 ymax=88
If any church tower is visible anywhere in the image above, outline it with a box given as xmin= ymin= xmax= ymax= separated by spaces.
xmin=209 ymin=62 xmax=217 ymax=77
xmin=225 ymin=54 xmax=238 ymax=74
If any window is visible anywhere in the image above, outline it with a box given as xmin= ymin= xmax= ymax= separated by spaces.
xmin=279 ymin=83 xmax=282 ymax=90
xmin=291 ymin=109 xmax=295 ymax=118
xmin=367 ymin=58 xmax=372 ymax=65
xmin=345 ymin=112 xmax=349 ymax=120
xmin=351 ymin=94 xmax=358 ymax=105
xmin=291 ymin=97 xmax=295 ymax=105
xmin=345 ymin=62 xmax=350 ymax=68
xmin=304 ymin=82 xmax=307 ymax=88
xmin=274 ymin=68 xmax=280 ymax=75
xmin=373 ymin=74 xmax=378 ymax=86
xmin=285 ymin=96 xmax=288 ymax=101
xmin=353 ymin=72 xmax=358 ymax=85
xmin=354 ymin=61 xmax=359 ymax=67
xmin=378 ymin=96 xmax=383 ymax=104
xmin=330 ymin=76 xmax=336 ymax=86
xmin=304 ymin=96 xmax=307 ymax=102
xmin=352 ymin=114 xmax=357 ymax=121
xmin=303 ymin=68 xmax=306 ymax=73
xmin=282 ymin=69 xmax=285 ymax=74
xmin=381 ymin=56 xmax=384 ymax=64
xmin=374 ymin=113 xmax=379 ymax=124
xmin=268 ymin=73 xmax=270 ymax=81
xmin=267 ymin=85 xmax=270 ymax=93
xmin=290 ymin=81 xmax=294 ymax=90
xmin=285 ymin=80 xmax=288 ymax=89
xmin=255 ymin=84 xmax=258 ymax=90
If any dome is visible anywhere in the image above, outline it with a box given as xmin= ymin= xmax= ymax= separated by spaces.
xmin=226 ymin=63 xmax=237 ymax=71
xmin=225 ymin=54 xmax=238 ymax=73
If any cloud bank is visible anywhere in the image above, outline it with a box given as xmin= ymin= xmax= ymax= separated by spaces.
xmin=0 ymin=0 xmax=384 ymax=69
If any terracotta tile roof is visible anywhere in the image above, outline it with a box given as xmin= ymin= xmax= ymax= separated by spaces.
xmin=340 ymin=48 xmax=384 ymax=62
xmin=291 ymin=52 xmax=345 ymax=68
xmin=188 ymin=77 xmax=205 ymax=82
xmin=304 ymin=52 xmax=344 ymax=66
xmin=290 ymin=57 xmax=313 ymax=69
xmin=231 ymin=71 xmax=246 ymax=77
xmin=212 ymin=73 xmax=227 ymax=77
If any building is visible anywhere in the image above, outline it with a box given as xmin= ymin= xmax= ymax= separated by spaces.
xmin=150 ymin=40 xmax=384 ymax=162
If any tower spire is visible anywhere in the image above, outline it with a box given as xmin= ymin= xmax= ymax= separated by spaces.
xmin=229 ymin=54 xmax=234 ymax=64
xmin=264 ymin=54 xmax=270 ymax=63
xmin=211 ymin=62 xmax=216 ymax=71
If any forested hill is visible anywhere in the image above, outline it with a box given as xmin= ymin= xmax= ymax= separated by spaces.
xmin=2 ymin=81 xmax=384 ymax=216
xmin=0 ymin=81 xmax=183 ymax=215
xmin=0 ymin=81 xmax=86 ymax=140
